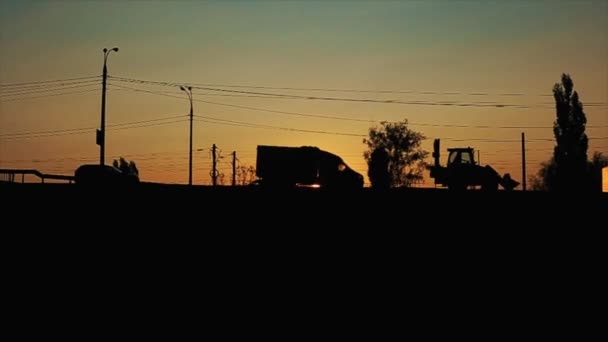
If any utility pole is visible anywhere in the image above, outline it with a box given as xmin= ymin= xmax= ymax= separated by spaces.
xmin=212 ymin=144 xmax=217 ymax=187
xmin=188 ymin=95 xmax=193 ymax=186
xmin=179 ymin=86 xmax=194 ymax=186
xmin=232 ymin=151 xmax=236 ymax=186
xmin=98 ymin=47 xmax=118 ymax=166
xmin=521 ymin=132 xmax=527 ymax=191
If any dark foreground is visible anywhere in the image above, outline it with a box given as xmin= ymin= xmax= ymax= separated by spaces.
xmin=3 ymin=182 xmax=604 ymax=315
xmin=5 ymin=181 xmax=605 ymax=270
xmin=4 ymin=182 xmax=606 ymax=223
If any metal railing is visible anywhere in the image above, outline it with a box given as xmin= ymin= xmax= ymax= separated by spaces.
xmin=0 ymin=169 xmax=74 ymax=184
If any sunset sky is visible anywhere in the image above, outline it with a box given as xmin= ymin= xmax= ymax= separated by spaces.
xmin=1 ymin=0 xmax=607 ymax=186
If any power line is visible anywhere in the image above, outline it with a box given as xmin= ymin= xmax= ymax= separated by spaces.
xmin=1 ymin=119 xmax=187 ymax=140
xmin=110 ymin=76 xmax=535 ymax=108
xmin=109 ymin=85 xmax=296 ymax=100
xmin=107 ymin=75 xmax=581 ymax=98
xmin=107 ymin=83 xmax=608 ymax=129
xmin=1 ymin=117 xmax=188 ymax=140
xmin=8 ymin=146 xmax=591 ymax=167
xmin=0 ymin=79 xmax=101 ymax=94
xmin=0 ymin=82 xmax=100 ymax=98
xmin=195 ymin=115 xmax=608 ymax=142
xmin=3 ymin=74 xmax=605 ymax=109
xmin=193 ymin=115 xmax=600 ymax=141
xmin=194 ymin=117 xmax=366 ymax=137
xmin=17 ymin=80 xmax=588 ymax=143
xmin=5 ymin=112 xmax=603 ymax=146
xmin=0 ymin=115 xmax=186 ymax=137
xmin=191 ymin=86 xmax=531 ymax=108
xmin=110 ymin=75 xmax=608 ymax=108
xmin=0 ymin=88 xmax=101 ymax=102
xmin=109 ymin=83 xmax=376 ymax=122
xmin=0 ymin=75 xmax=100 ymax=88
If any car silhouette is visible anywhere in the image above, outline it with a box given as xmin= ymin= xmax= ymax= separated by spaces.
xmin=74 ymin=164 xmax=139 ymax=186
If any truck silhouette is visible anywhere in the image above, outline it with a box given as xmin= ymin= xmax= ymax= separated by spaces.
xmin=255 ymin=145 xmax=364 ymax=189
xmin=429 ymin=139 xmax=519 ymax=191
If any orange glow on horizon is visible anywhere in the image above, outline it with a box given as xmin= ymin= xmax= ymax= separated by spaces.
xmin=1 ymin=1 xmax=606 ymax=187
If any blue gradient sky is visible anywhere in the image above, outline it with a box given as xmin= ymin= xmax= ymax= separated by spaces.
xmin=1 ymin=0 xmax=607 ymax=185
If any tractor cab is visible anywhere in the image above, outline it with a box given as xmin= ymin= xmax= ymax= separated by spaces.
xmin=447 ymin=148 xmax=476 ymax=167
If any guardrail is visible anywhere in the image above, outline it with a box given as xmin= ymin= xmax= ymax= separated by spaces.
xmin=0 ymin=169 xmax=74 ymax=184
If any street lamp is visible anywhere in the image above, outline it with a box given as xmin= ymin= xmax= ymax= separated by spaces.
xmin=180 ymin=86 xmax=194 ymax=186
xmin=98 ymin=47 xmax=119 ymax=166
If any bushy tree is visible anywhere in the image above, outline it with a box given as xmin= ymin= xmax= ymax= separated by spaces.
xmin=363 ymin=119 xmax=428 ymax=187
xmin=237 ymin=165 xmax=256 ymax=185
xmin=530 ymin=152 xmax=606 ymax=192
xmin=529 ymin=158 xmax=557 ymax=191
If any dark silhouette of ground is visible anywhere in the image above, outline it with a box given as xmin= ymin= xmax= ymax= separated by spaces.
xmin=4 ymin=182 xmax=603 ymax=313
xmin=4 ymin=183 xmax=605 ymax=229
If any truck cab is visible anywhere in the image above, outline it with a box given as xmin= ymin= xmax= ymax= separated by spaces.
xmin=255 ymin=145 xmax=363 ymax=190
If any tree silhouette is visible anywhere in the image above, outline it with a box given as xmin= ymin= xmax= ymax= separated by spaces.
xmin=237 ymin=165 xmax=256 ymax=185
xmin=552 ymin=73 xmax=588 ymax=191
xmin=530 ymin=152 xmax=606 ymax=192
xmin=530 ymin=158 xmax=557 ymax=191
xmin=368 ymin=147 xmax=390 ymax=190
xmin=363 ymin=119 xmax=428 ymax=187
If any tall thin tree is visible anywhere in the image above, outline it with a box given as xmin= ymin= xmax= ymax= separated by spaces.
xmin=552 ymin=74 xmax=588 ymax=191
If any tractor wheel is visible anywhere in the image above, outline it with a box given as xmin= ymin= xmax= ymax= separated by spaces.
xmin=481 ymin=179 xmax=499 ymax=191
xmin=448 ymin=181 xmax=467 ymax=191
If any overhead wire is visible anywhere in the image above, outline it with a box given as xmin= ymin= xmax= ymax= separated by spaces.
xmin=0 ymin=83 xmax=100 ymax=97
xmin=0 ymin=75 xmax=100 ymax=88
xmin=109 ymin=77 xmax=531 ymax=108
xmin=107 ymin=82 xmax=608 ymax=129
xmin=109 ymin=75 xmax=608 ymax=108
xmin=107 ymin=75 xmax=587 ymax=98
xmin=0 ymin=115 xmax=187 ymax=137
xmin=0 ymin=88 xmax=101 ymax=102
xmin=194 ymin=114 xmax=608 ymax=142
xmin=1 ymin=116 xmax=188 ymax=140
xmin=0 ymin=79 xmax=101 ymax=95
xmin=194 ymin=116 xmax=367 ymax=137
